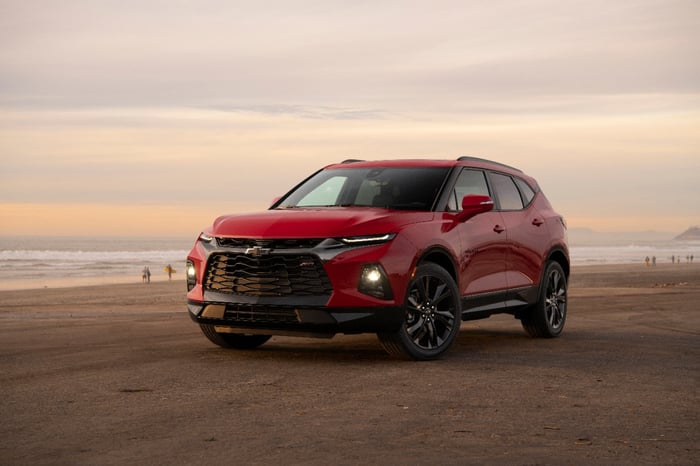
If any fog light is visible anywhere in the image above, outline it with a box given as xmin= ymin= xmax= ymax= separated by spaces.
xmin=186 ymin=260 xmax=197 ymax=291
xmin=359 ymin=264 xmax=393 ymax=300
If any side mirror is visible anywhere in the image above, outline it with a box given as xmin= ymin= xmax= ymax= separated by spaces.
xmin=456 ymin=194 xmax=494 ymax=222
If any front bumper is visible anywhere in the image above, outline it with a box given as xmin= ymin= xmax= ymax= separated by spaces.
xmin=188 ymin=299 xmax=403 ymax=337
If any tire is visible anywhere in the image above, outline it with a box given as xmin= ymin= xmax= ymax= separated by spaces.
xmin=199 ymin=324 xmax=271 ymax=349
xmin=378 ymin=263 xmax=461 ymax=360
xmin=521 ymin=261 xmax=567 ymax=338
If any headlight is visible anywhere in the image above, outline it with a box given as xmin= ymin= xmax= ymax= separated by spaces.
xmin=340 ymin=233 xmax=395 ymax=246
xmin=186 ymin=260 xmax=197 ymax=291
xmin=358 ymin=263 xmax=393 ymax=300
xmin=199 ymin=232 xmax=214 ymax=243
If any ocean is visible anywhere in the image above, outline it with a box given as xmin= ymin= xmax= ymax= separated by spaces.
xmin=0 ymin=236 xmax=698 ymax=291
xmin=569 ymin=242 xmax=698 ymax=266
xmin=0 ymin=236 xmax=193 ymax=290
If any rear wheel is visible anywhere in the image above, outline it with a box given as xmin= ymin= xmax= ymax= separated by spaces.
xmin=521 ymin=261 xmax=567 ymax=338
xmin=378 ymin=263 xmax=461 ymax=360
xmin=199 ymin=324 xmax=271 ymax=349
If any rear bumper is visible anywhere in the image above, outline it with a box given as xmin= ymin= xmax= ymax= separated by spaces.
xmin=188 ymin=300 xmax=403 ymax=337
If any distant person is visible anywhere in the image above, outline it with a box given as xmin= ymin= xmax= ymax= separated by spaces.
xmin=671 ymin=255 xmax=675 ymax=264
xmin=652 ymin=256 xmax=656 ymax=266
xmin=644 ymin=256 xmax=650 ymax=267
xmin=165 ymin=264 xmax=174 ymax=280
xmin=142 ymin=266 xmax=151 ymax=284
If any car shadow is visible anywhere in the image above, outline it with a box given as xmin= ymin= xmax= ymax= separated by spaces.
xmin=194 ymin=324 xmax=537 ymax=363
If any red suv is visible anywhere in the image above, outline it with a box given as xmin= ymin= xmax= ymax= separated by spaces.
xmin=186 ymin=157 xmax=569 ymax=359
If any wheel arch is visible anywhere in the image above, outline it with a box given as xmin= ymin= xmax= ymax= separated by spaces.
xmin=546 ymin=246 xmax=570 ymax=280
xmin=416 ymin=246 xmax=459 ymax=285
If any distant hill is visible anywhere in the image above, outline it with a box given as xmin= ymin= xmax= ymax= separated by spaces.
xmin=675 ymin=226 xmax=700 ymax=241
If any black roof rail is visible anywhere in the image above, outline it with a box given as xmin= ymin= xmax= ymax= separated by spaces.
xmin=457 ymin=156 xmax=523 ymax=173
xmin=341 ymin=159 xmax=365 ymax=164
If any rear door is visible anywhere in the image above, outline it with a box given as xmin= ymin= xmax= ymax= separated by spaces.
xmin=489 ymin=172 xmax=548 ymax=290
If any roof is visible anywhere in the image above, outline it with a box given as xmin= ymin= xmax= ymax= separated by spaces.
xmin=325 ymin=157 xmax=524 ymax=175
xmin=326 ymin=159 xmax=459 ymax=169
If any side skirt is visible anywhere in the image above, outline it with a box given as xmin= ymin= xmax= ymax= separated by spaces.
xmin=461 ymin=285 xmax=539 ymax=321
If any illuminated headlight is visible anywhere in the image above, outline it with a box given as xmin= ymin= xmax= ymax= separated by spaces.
xmin=186 ymin=260 xmax=197 ymax=291
xmin=340 ymin=233 xmax=395 ymax=246
xmin=358 ymin=264 xmax=393 ymax=300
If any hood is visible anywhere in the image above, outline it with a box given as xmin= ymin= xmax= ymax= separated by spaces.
xmin=208 ymin=208 xmax=434 ymax=238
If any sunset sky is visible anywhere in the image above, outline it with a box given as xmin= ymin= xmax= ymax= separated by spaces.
xmin=1 ymin=0 xmax=698 ymax=237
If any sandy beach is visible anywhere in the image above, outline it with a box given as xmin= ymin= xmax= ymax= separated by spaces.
xmin=1 ymin=263 xmax=698 ymax=465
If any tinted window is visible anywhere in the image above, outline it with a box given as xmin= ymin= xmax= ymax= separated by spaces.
xmin=514 ymin=177 xmax=535 ymax=206
xmin=491 ymin=173 xmax=523 ymax=210
xmin=279 ymin=167 xmax=450 ymax=211
xmin=449 ymin=169 xmax=490 ymax=211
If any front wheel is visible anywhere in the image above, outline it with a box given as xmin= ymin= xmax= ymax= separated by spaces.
xmin=199 ymin=324 xmax=271 ymax=349
xmin=521 ymin=261 xmax=567 ymax=338
xmin=378 ymin=263 xmax=461 ymax=360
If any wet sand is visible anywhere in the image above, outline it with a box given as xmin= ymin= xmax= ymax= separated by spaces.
xmin=1 ymin=264 xmax=698 ymax=465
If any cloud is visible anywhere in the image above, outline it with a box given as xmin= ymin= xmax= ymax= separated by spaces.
xmin=1 ymin=0 xmax=697 ymax=113
xmin=0 ymin=0 xmax=698 ymax=234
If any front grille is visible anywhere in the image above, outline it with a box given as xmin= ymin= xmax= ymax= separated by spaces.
xmin=216 ymin=238 xmax=323 ymax=249
xmin=204 ymin=253 xmax=333 ymax=296
xmin=223 ymin=304 xmax=299 ymax=325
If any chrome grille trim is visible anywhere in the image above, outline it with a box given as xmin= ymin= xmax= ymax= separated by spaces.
xmin=215 ymin=238 xmax=324 ymax=249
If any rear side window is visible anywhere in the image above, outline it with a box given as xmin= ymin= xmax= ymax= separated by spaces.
xmin=490 ymin=173 xmax=523 ymax=210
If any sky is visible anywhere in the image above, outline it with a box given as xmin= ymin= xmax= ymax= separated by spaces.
xmin=1 ymin=0 xmax=698 ymax=237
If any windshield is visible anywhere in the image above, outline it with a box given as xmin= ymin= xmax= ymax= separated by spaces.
xmin=276 ymin=166 xmax=450 ymax=211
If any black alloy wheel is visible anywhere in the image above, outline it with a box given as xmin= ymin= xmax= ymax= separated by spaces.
xmin=521 ymin=261 xmax=567 ymax=338
xmin=378 ymin=263 xmax=461 ymax=360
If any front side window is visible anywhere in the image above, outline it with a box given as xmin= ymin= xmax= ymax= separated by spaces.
xmin=490 ymin=173 xmax=524 ymax=210
xmin=448 ymin=169 xmax=490 ymax=211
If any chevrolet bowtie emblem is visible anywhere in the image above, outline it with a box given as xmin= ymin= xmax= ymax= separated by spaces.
xmin=245 ymin=246 xmax=272 ymax=256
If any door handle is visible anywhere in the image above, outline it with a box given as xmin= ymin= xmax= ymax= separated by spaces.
xmin=532 ymin=218 xmax=544 ymax=227
xmin=493 ymin=225 xmax=505 ymax=233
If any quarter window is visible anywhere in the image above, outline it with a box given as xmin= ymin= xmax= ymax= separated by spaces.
xmin=514 ymin=177 xmax=536 ymax=206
